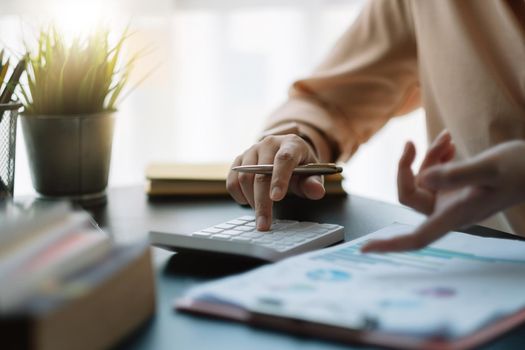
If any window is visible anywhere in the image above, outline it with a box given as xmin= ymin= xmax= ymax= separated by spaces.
xmin=6 ymin=0 xmax=427 ymax=203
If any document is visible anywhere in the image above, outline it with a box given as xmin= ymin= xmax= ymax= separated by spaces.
xmin=181 ymin=224 xmax=525 ymax=338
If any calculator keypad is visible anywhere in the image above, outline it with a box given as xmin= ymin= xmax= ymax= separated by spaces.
xmin=192 ymin=216 xmax=337 ymax=252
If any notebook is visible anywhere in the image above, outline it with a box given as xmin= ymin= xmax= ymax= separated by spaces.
xmin=176 ymin=224 xmax=525 ymax=350
xmin=145 ymin=162 xmax=346 ymax=197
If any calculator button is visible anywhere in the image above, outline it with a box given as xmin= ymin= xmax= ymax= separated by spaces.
xmin=273 ymin=232 xmax=289 ymax=238
xmin=192 ymin=231 xmax=212 ymax=238
xmin=254 ymin=238 xmax=273 ymax=244
xmin=274 ymin=246 xmax=290 ymax=252
xmin=320 ymin=224 xmax=340 ymax=229
xmin=290 ymin=222 xmax=316 ymax=232
xmin=215 ymin=223 xmax=236 ymax=229
xmin=227 ymin=219 xmax=247 ymax=225
xmin=221 ymin=229 xmax=243 ymax=236
xmin=303 ymin=233 xmax=318 ymax=238
xmin=308 ymin=228 xmax=329 ymax=234
xmin=235 ymin=226 xmax=254 ymax=232
xmin=211 ymin=234 xmax=232 ymax=241
xmin=242 ymin=232 xmax=264 ymax=238
xmin=274 ymin=220 xmax=297 ymax=224
xmin=262 ymin=242 xmax=281 ymax=249
xmin=202 ymin=227 xmax=224 ymax=234
xmin=270 ymin=223 xmax=289 ymax=231
xmin=293 ymin=222 xmax=316 ymax=229
xmin=268 ymin=235 xmax=284 ymax=241
xmin=275 ymin=229 xmax=297 ymax=236
xmin=232 ymin=237 xmax=253 ymax=243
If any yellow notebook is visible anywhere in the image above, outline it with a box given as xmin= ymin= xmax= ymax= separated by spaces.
xmin=145 ymin=162 xmax=346 ymax=197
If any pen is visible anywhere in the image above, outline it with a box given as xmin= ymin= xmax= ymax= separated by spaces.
xmin=0 ymin=56 xmax=26 ymax=104
xmin=232 ymin=163 xmax=343 ymax=175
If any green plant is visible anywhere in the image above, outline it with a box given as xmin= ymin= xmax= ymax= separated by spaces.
xmin=20 ymin=26 xmax=142 ymax=115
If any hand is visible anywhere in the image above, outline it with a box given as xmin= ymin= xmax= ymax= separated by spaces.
xmin=362 ymin=135 xmax=525 ymax=253
xmin=227 ymin=134 xmax=326 ymax=231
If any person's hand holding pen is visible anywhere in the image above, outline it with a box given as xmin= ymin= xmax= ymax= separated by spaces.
xmin=227 ymin=133 xmax=331 ymax=231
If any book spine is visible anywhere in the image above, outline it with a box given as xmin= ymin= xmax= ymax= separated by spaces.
xmin=0 ymin=213 xmax=91 ymax=278
xmin=1 ymin=244 xmax=155 ymax=350
xmin=0 ymin=231 xmax=111 ymax=311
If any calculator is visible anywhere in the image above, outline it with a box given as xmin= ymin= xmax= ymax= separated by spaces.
xmin=149 ymin=216 xmax=344 ymax=261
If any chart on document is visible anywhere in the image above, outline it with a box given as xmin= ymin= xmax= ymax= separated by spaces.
xmin=184 ymin=224 xmax=525 ymax=338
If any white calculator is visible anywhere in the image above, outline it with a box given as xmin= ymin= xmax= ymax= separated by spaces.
xmin=149 ymin=216 xmax=344 ymax=262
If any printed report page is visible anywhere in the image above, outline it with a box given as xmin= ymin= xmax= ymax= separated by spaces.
xmin=182 ymin=224 xmax=525 ymax=338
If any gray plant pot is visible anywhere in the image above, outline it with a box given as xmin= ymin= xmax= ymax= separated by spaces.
xmin=20 ymin=112 xmax=115 ymax=203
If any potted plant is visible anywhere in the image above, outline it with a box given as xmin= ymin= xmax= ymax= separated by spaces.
xmin=20 ymin=26 xmax=138 ymax=204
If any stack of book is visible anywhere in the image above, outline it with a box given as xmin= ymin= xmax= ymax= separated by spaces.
xmin=0 ymin=205 xmax=155 ymax=350
xmin=146 ymin=162 xmax=347 ymax=197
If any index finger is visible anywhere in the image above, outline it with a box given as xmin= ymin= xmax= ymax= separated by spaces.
xmin=421 ymin=158 xmax=498 ymax=191
xmin=360 ymin=213 xmax=453 ymax=253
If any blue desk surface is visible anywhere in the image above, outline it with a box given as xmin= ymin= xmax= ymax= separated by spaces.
xmin=85 ymin=186 xmax=524 ymax=350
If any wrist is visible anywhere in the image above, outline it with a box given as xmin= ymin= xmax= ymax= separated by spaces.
xmin=297 ymin=123 xmax=333 ymax=162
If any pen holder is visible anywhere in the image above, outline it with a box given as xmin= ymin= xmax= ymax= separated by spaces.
xmin=0 ymin=102 xmax=22 ymax=199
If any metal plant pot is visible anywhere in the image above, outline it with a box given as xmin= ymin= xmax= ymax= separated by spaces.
xmin=20 ymin=112 xmax=115 ymax=203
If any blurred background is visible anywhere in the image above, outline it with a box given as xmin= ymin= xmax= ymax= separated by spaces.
xmin=3 ymin=0 xmax=427 ymax=203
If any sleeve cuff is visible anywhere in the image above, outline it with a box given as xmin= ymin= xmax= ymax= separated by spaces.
xmin=263 ymin=98 xmax=359 ymax=161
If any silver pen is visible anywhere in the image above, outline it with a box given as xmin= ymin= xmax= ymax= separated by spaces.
xmin=232 ymin=163 xmax=343 ymax=175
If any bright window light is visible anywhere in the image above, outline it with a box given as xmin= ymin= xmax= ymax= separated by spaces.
xmin=7 ymin=0 xmax=426 ymax=204
xmin=48 ymin=0 xmax=119 ymax=41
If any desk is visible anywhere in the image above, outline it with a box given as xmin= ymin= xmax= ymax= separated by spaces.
xmin=77 ymin=186 xmax=524 ymax=350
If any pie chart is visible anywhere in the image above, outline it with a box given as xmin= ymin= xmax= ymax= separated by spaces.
xmin=306 ymin=269 xmax=351 ymax=282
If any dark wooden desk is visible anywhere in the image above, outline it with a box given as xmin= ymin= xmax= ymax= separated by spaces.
xmin=79 ymin=186 xmax=524 ymax=350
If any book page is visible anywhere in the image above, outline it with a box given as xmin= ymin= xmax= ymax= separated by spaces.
xmin=146 ymin=163 xmax=231 ymax=181
xmin=181 ymin=224 xmax=525 ymax=338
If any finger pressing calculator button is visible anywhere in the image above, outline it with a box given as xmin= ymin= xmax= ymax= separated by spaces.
xmin=153 ymin=215 xmax=344 ymax=262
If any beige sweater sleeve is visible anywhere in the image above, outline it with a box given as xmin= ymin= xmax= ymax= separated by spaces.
xmin=265 ymin=0 xmax=421 ymax=161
